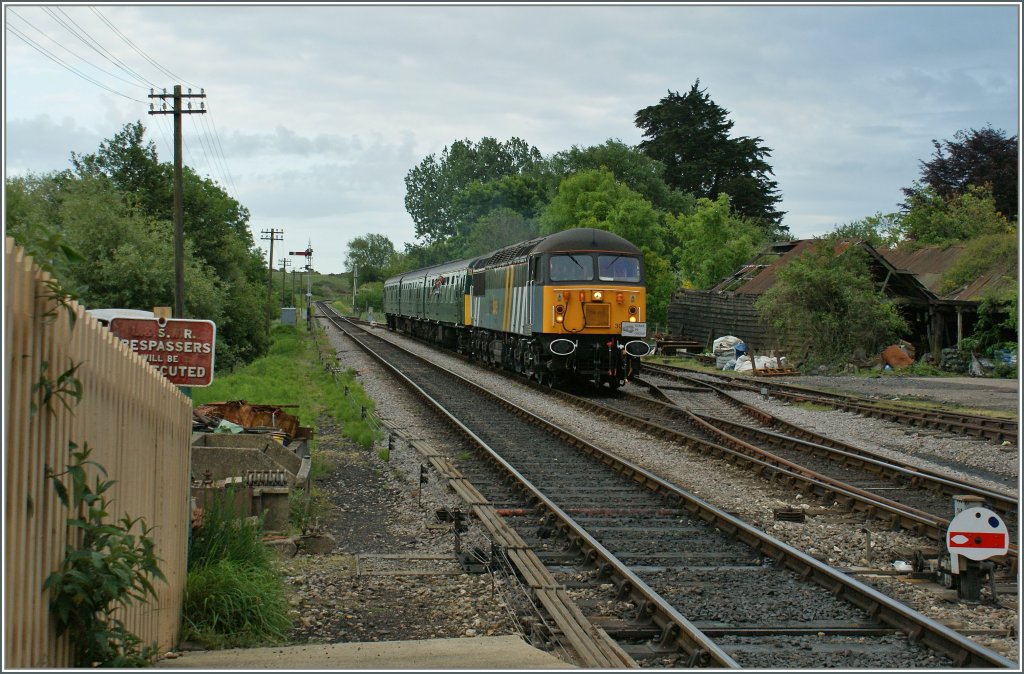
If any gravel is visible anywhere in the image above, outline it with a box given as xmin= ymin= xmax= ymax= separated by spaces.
xmin=281 ymin=322 xmax=1019 ymax=666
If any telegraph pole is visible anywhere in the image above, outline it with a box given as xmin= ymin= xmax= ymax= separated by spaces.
xmin=279 ymin=257 xmax=291 ymax=306
xmin=148 ymin=86 xmax=206 ymax=318
xmin=261 ymin=229 xmax=284 ymax=336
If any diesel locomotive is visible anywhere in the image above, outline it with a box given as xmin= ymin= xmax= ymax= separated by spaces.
xmin=382 ymin=227 xmax=653 ymax=388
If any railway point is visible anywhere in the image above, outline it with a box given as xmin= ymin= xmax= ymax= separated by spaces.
xmin=154 ymin=635 xmax=577 ymax=669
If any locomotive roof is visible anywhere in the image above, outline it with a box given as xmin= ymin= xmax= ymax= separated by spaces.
xmin=531 ymin=228 xmax=642 ymax=255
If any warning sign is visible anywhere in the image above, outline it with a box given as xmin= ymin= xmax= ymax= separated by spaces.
xmin=946 ymin=506 xmax=1009 ymax=561
xmin=110 ymin=317 xmax=216 ymax=387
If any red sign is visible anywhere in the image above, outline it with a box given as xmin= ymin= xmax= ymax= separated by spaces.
xmin=946 ymin=507 xmax=1009 ymax=561
xmin=109 ymin=317 xmax=216 ymax=387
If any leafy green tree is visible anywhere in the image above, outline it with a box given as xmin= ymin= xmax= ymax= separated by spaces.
xmin=354 ymin=281 xmax=384 ymax=317
xmin=404 ymin=137 xmax=543 ymax=244
xmin=544 ymin=139 xmax=695 ymax=214
xmin=903 ymin=125 xmax=1018 ymax=222
xmin=68 ymin=122 xmax=268 ymax=369
xmin=901 ymin=183 xmax=1011 ymax=244
xmin=453 ymin=173 xmax=548 ymax=247
xmin=539 ymin=168 xmax=665 ymax=252
xmin=755 ymin=240 xmax=908 ymax=367
xmin=464 ymin=208 xmax=539 ymax=257
xmin=635 ymin=81 xmax=786 ymax=235
xmin=345 ymin=233 xmax=396 ymax=284
xmin=829 ymin=212 xmax=904 ymax=248
xmin=7 ymin=122 xmax=270 ymax=371
xmin=668 ymin=194 xmax=766 ymax=289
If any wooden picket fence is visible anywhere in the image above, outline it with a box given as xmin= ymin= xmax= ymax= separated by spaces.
xmin=4 ymin=237 xmax=192 ymax=668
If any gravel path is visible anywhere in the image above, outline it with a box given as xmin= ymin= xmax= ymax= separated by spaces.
xmin=281 ymin=322 xmax=1020 ymax=666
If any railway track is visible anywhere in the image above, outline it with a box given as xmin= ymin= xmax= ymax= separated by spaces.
xmin=317 ymin=302 xmax=1016 ymax=669
xmin=594 ymin=374 xmax=1020 ymax=564
xmin=643 ymin=363 xmax=1018 ymax=446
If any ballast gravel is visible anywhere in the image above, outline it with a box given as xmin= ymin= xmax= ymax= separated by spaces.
xmin=285 ymin=322 xmax=1019 ymax=666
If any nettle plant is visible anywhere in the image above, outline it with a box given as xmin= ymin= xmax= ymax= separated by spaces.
xmin=44 ymin=442 xmax=166 ymax=667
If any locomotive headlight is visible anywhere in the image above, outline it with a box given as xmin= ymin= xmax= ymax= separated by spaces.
xmin=629 ymin=316 xmax=637 ymax=323
xmin=555 ymin=314 xmax=564 ymax=323
xmin=593 ymin=291 xmax=603 ymax=301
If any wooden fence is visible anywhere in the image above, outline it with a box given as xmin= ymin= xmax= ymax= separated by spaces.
xmin=4 ymin=238 xmax=192 ymax=668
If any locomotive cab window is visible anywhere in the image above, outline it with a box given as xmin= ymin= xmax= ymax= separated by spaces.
xmin=598 ymin=255 xmax=641 ymax=282
xmin=549 ymin=254 xmax=594 ymax=282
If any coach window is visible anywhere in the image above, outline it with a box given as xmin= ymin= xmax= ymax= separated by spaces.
xmin=598 ymin=255 xmax=640 ymax=282
xmin=549 ymin=254 xmax=593 ymax=282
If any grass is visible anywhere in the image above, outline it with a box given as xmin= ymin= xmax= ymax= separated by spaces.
xmin=194 ymin=322 xmax=382 ymax=449
xmin=183 ymin=490 xmax=291 ymax=648
xmin=184 ymin=320 xmax=385 ymax=648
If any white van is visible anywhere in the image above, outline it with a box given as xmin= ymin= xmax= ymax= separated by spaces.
xmin=86 ymin=308 xmax=156 ymax=327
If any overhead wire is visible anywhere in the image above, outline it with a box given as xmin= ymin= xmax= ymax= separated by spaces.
xmin=91 ymin=6 xmax=199 ymax=90
xmin=9 ymin=5 xmax=243 ymax=207
xmin=4 ymin=21 xmax=146 ymax=103
xmin=42 ymin=6 xmax=155 ymax=88
xmin=6 ymin=8 xmax=149 ymax=90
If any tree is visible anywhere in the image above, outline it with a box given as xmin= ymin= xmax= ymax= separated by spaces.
xmin=667 ymin=194 xmax=766 ymax=289
xmin=901 ymin=183 xmax=1011 ymax=244
xmin=404 ymin=137 xmax=543 ymax=244
xmin=635 ymin=81 xmax=786 ymax=235
xmin=755 ymin=240 xmax=908 ymax=367
xmin=345 ymin=234 xmax=396 ymax=284
xmin=903 ymin=126 xmax=1018 ymax=222
xmin=544 ymin=139 xmax=694 ymax=214
xmin=829 ymin=212 xmax=904 ymax=248
xmin=463 ymin=208 xmax=539 ymax=258
xmin=9 ymin=122 xmax=270 ymax=371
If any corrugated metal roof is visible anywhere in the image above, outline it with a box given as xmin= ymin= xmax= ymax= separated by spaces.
xmin=880 ymin=244 xmax=1017 ymax=302
xmin=726 ymin=239 xmax=853 ymax=295
xmin=712 ymin=239 xmax=1014 ymax=304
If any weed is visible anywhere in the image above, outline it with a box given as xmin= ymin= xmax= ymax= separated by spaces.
xmin=44 ymin=443 xmax=164 ymax=667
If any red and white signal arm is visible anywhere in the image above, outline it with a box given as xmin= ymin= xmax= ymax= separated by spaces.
xmin=946 ymin=506 xmax=1009 ymax=562
xmin=109 ymin=317 xmax=216 ymax=387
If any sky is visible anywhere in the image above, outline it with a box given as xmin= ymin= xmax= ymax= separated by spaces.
xmin=3 ymin=2 xmax=1021 ymax=275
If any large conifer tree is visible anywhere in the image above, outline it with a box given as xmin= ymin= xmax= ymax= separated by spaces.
xmin=635 ymin=81 xmax=786 ymax=236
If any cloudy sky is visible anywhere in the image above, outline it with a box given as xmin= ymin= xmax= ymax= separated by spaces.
xmin=4 ymin=2 xmax=1020 ymax=274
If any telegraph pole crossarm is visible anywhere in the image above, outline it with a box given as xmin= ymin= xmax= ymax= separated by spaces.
xmin=148 ymin=86 xmax=207 ymax=319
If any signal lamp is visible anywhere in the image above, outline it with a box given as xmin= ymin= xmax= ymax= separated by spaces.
xmin=579 ymin=291 xmax=585 ymax=302
xmin=593 ymin=291 xmax=603 ymax=301
xmin=616 ymin=292 xmax=624 ymax=303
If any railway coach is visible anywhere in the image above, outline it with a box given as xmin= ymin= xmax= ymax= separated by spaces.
xmin=383 ymin=227 xmax=653 ymax=389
